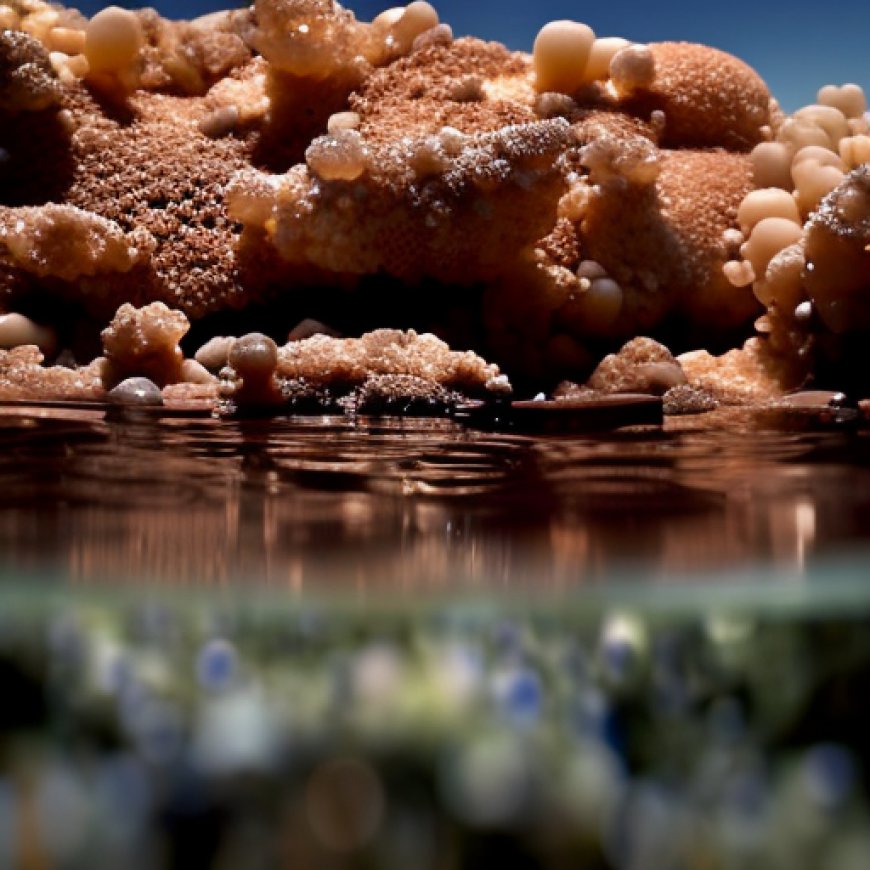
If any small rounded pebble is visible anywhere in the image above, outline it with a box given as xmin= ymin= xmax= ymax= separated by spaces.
xmin=107 ymin=376 xmax=164 ymax=406
xmin=179 ymin=358 xmax=216 ymax=385
xmin=326 ymin=111 xmax=361 ymax=133
xmin=0 ymin=313 xmax=56 ymax=354
xmin=195 ymin=336 xmax=236 ymax=372
xmin=198 ymin=105 xmax=239 ymax=139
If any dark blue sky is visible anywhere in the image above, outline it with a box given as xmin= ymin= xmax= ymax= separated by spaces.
xmin=77 ymin=0 xmax=868 ymax=112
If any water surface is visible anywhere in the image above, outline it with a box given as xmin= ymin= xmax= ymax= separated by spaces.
xmin=1 ymin=407 xmax=868 ymax=591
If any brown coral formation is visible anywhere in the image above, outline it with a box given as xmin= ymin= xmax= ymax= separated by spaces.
xmin=0 ymin=0 xmax=868 ymax=410
xmin=214 ymin=326 xmax=509 ymax=414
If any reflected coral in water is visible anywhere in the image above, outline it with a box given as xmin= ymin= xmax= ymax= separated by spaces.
xmin=0 ymin=411 xmax=865 ymax=587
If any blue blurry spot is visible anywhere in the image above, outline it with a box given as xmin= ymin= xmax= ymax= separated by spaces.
xmin=196 ymin=639 xmax=238 ymax=691
xmin=497 ymin=668 xmax=542 ymax=725
xmin=804 ymin=744 xmax=856 ymax=810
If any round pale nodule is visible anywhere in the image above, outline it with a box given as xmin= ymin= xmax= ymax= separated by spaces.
xmin=610 ymin=44 xmax=655 ymax=97
xmin=180 ymin=358 xmax=216 ymax=385
xmin=0 ymin=313 xmax=56 ymax=354
xmin=777 ymin=118 xmax=832 ymax=152
xmin=722 ymin=258 xmax=755 ymax=288
xmin=401 ymin=1 xmax=439 ymax=34
xmin=389 ymin=1 xmax=439 ymax=54
xmin=794 ymin=104 xmax=851 ymax=150
xmin=195 ymin=336 xmax=236 ymax=371
xmin=533 ymin=20 xmax=595 ymax=94
xmin=792 ymin=144 xmax=844 ymax=170
xmin=438 ymin=126 xmax=466 ymax=156
xmin=327 ymin=111 xmax=361 ymax=133
xmin=737 ymin=188 xmax=801 ymax=234
xmin=305 ymin=130 xmax=370 ymax=182
xmin=755 ymin=242 xmax=805 ymax=310
xmin=585 ymin=37 xmax=629 ymax=83
xmin=107 ymin=376 xmax=163 ymax=406
xmin=741 ymin=217 xmax=804 ymax=279
xmin=84 ymin=6 xmax=143 ymax=73
xmin=792 ymin=147 xmax=845 ymax=215
xmin=818 ymin=83 xmax=868 ymax=119
xmin=47 ymin=26 xmax=86 ymax=56
xmin=576 ymin=259 xmax=607 ymax=281
xmin=840 ymin=135 xmax=870 ymax=169
xmin=751 ymin=142 xmax=795 ymax=190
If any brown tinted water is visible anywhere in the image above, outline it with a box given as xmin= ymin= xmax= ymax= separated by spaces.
xmin=1 ymin=406 xmax=869 ymax=589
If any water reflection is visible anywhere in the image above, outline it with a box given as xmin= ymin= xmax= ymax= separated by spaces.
xmin=0 ymin=409 xmax=868 ymax=587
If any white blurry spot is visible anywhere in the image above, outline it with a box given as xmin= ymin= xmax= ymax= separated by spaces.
xmin=89 ymin=634 xmax=129 ymax=694
xmin=305 ymin=757 xmax=385 ymax=852
xmin=794 ymin=300 xmax=814 ymax=321
xmin=599 ymin=612 xmax=647 ymax=685
xmin=353 ymin=644 xmax=404 ymax=706
xmin=440 ymin=733 xmax=530 ymax=826
xmin=558 ymin=741 xmax=625 ymax=834
xmin=193 ymin=689 xmax=277 ymax=775
xmin=707 ymin=615 xmax=755 ymax=647
xmin=435 ymin=643 xmax=483 ymax=707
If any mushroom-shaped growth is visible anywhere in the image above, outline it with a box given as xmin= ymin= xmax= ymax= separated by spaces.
xmin=532 ymin=20 xmax=595 ymax=94
xmin=83 ymin=6 xmax=144 ymax=91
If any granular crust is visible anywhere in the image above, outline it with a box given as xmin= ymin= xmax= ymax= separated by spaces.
xmin=3 ymin=0 xmax=864 ymax=404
